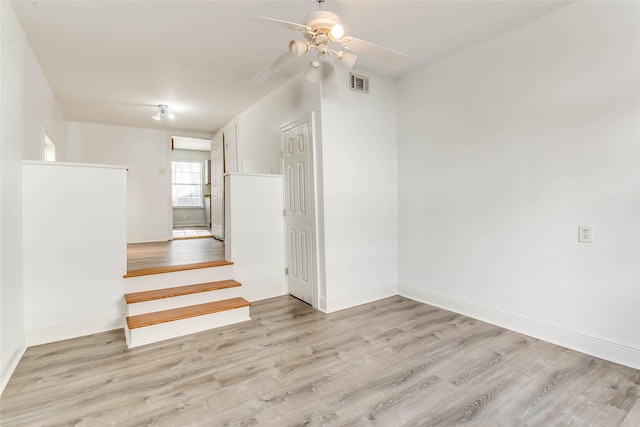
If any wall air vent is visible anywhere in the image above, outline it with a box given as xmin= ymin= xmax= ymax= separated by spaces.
xmin=349 ymin=73 xmax=369 ymax=94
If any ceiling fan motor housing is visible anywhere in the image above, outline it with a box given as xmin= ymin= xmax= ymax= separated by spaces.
xmin=302 ymin=11 xmax=342 ymax=40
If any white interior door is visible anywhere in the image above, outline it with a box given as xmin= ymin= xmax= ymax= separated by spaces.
xmin=283 ymin=119 xmax=314 ymax=305
xmin=211 ymin=137 xmax=224 ymax=240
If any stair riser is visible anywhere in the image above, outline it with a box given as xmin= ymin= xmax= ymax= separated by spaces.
xmin=127 ymin=287 xmax=243 ymax=316
xmin=125 ymin=306 xmax=250 ymax=348
xmin=124 ymin=265 xmax=234 ymax=293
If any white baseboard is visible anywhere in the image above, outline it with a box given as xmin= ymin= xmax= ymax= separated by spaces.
xmin=25 ymin=315 xmax=125 ymax=347
xmin=127 ymin=233 xmax=171 ymax=244
xmin=1 ymin=345 xmax=27 ymax=395
xmin=172 ymin=221 xmax=206 ymax=227
xmin=399 ymin=285 xmax=640 ymax=370
xmin=320 ymin=284 xmax=398 ymax=314
xmin=241 ymin=284 xmax=287 ymax=303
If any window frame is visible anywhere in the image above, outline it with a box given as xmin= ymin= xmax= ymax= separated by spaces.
xmin=171 ymin=160 xmax=204 ymax=208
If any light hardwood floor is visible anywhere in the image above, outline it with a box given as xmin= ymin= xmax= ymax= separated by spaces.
xmin=127 ymin=238 xmax=225 ymax=271
xmin=1 ymin=296 xmax=638 ymax=426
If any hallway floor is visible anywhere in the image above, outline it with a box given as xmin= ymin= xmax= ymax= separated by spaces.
xmin=127 ymin=238 xmax=224 ymax=271
xmin=172 ymin=226 xmax=213 ymax=240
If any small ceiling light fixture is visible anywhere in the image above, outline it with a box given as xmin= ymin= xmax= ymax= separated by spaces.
xmin=152 ymin=104 xmax=175 ymax=121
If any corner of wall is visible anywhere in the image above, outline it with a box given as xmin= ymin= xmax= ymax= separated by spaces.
xmin=399 ymin=284 xmax=640 ymax=370
xmin=323 ymin=284 xmax=398 ymax=314
xmin=1 ymin=340 xmax=27 ymax=395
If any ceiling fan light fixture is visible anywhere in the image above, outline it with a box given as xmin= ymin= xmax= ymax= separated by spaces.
xmin=288 ymin=40 xmax=309 ymax=57
xmin=250 ymin=2 xmax=407 ymax=86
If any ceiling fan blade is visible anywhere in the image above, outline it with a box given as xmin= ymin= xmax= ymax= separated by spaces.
xmin=249 ymin=16 xmax=311 ymax=33
xmin=320 ymin=57 xmax=338 ymax=97
xmin=251 ymin=51 xmax=295 ymax=83
xmin=341 ymin=36 xmax=408 ymax=66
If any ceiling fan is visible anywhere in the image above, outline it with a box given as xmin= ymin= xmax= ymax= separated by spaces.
xmin=250 ymin=0 xmax=408 ymax=96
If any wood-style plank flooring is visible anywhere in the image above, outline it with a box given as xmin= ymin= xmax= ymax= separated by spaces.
xmin=2 ymin=296 xmax=639 ymax=426
xmin=127 ymin=238 xmax=225 ymax=271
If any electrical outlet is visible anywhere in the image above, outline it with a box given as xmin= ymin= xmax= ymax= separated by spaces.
xmin=579 ymin=226 xmax=592 ymax=243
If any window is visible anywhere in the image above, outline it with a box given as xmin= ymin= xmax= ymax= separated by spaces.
xmin=172 ymin=161 xmax=203 ymax=207
xmin=44 ymin=134 xmax=56 ymax=161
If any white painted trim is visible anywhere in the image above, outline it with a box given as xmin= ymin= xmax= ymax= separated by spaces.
xmin=21 ymin=160 xmax=128 ymax=170
xmin=224 ymin=173 xmax=283 ymax=178
xmin=241 ymin=284 xmax=287 ymax=303
xmin=127 ymin=233 xmax=171 ymax=244
xmin=1 ymin=346 xmax=27 ymax=395
xmin=399 ymin=285 xmax=640 ymax=370
xmin=25 ymin=315 xmax=125 ymax=347
xmin=171 ymin=220 xmax=207 ymax=227
xmin=321 ymin=284 xmax=398 ymax=314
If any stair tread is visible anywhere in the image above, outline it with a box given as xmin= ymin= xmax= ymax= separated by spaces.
xmin=124 ymin=260 xmax=233 ymax=278
xmin=125 ymin=280 xmax=241 ymax=304
xmin=126 ymin=297 xmax=251 ymax=330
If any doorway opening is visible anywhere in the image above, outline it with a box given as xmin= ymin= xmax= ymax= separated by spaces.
xmin=171 ymin=137 xmax=212 ymax=238
xmin=125 ymin=136 xmax=223 ymax=273
xmin=281 ymin=113 xmax=317 ymax=307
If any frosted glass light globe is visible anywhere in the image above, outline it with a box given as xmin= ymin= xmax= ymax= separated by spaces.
xmin=330 ymin=24 xmax=344 ymax=40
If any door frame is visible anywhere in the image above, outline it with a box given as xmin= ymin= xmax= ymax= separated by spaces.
xmin=280 ymin=112 xmax=319 ymax=308
xmin=210 ymin=135 xmax=224 ymax=240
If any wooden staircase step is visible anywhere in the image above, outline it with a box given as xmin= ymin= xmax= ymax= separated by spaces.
xmin=124 ymin=260 xmax=233 ymax=278
xmin=125 ymin=280 xmax=241 ymax=304
xmin=126 ymin=297 xmax=251 ymax=330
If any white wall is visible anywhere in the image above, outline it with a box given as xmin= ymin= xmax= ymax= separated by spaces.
xmin=397 ymin=2 xmax=640 ymax=368
xmin=1 ymin=2 xmax=66 ymax=392
xmin=66 ymin=122 xmax=172 ymax=243
xmin=22 ymin=161 xmax=127 ymax=345
xmin=319 ymin=66 xmax=399 ymax=312
xmin=226 ymin=174 xmax=287 ymax=301
xmin=219 ymin=74 xmax=327 ymax=308
xmin=6 ymin=6 xmax=66 ymax=162
xmin=229 ymin=68 xmax=398 ymax=313
xmin=234 ymin=74 xmax=322 ymax=175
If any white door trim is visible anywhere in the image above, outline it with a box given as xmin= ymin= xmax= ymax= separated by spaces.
xmin=281 ymin=112 xmax=318 ymax=308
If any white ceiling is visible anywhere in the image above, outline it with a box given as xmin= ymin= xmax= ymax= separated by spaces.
xmin=12 ymin=1 xmax=570 ymax=135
